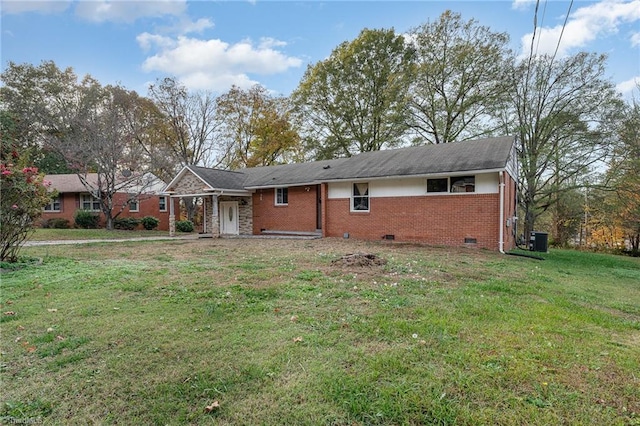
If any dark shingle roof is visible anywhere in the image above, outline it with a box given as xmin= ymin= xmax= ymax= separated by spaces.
xmin=187 ymin=166 xmax=248 ymax=191
xmin=190 ymin=136 xmax=515 ymax=190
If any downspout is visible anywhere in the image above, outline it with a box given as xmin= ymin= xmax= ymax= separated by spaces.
xmin=499 ymin=171 xmax=505 ymax=254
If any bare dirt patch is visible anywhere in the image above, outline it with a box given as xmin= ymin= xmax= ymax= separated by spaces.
xmin=331 ymin=252 xmax=387 ymax=268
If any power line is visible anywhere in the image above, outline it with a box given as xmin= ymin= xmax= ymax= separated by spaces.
xmin=552 ymin=0 xmax=574 ymax=63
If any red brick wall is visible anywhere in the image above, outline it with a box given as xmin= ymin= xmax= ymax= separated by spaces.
xmin=325 ymin=193 xmax=501 ymax=250
xmin=252 ymin=186 xmax=318 ymax=233
xmin=250 ymin=176 xmax=518 ymax=251
xmin=40 ymin=192 xmax=174 ymax=231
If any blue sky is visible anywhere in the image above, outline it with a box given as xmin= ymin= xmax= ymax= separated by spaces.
xmin=1 ymin=0 xmax=639 ymax=99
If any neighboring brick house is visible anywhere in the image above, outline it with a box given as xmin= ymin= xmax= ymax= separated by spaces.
xmin=163 ymin=136 xmax=519 ymax=251
xmin=42 ymin=173 xmax=174 ymax=231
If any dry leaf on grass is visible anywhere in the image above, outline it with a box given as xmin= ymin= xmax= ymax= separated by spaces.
xmin=204 ymin=400 xmax=220 ymax=413
xmin=4 ymin=311 xmax=16 ymax=316
xmin=293 ymin=336 xmax=303 ymax=343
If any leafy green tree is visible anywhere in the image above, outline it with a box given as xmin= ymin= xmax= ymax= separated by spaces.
xmin=407 ymin=11 xmax=512 ymax=144
xmin=293 ymin=28 xmax=415 ymax=159
xmin=0 ymin=61 xmax=80 ymax=166
xmin=499 ymin=52 xmax=624 ymax=238
xmin=216 ymin=85 xmax=301 ymax=169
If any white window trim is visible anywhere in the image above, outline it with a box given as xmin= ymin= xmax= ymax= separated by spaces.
xmin=129 ymin=198 xmax=139 ymax=212
xmin=275 ymin=187 xmax=288 ymax=206
xmin=426 ymin=175 xmax=476 ymax=195
xmin=80 ymin=193 xmax=101 ymax=211
xmin=159 ymin=196 xmax=167 ymax=212
xmin=44 ymin=196 xmax=61 ymax=212
xmin=351 ymin=182 xmax=370 ymax=212
xmin=426 ymin=177 xmax=449 ymax=194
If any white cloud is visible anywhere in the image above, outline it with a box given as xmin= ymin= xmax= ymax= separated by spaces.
xmin=511 ymin=0 xmax=536 ymax=11
xmin=75 ymin=0 xmax=186 ymax=23
xmin=138 ymin=34 xmax=303 ymax=92
xmin=616 ymin=76 xmax=640 ymax=95
xmin=137 ymin=32 xmax=176 ymax=51
xmin=258 ymin=37 xmax=287 ymax=49
xmin=631 ymin=32 xmax=640 ymax=47
xmin=519 ymin=0 xmax=640 ymax=58
xmin=179 ymin=17 xmax=213 ymax=34
xmin=1 ymin=0 xmax=71 ymax=15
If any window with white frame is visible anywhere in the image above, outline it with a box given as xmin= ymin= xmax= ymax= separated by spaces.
xmin=426 ymin=178 xmax=448 ymax=193
xmin=352 ymin=183 xmax=369 ymax=211
xmin=129 ymin=196 xmax=139 ymax=212
xmin=44 ymin=195 xmax=61 ymax=212
xmin=275 ymin=187 xmax=288 ymax=205
xmin=426 ymin=176 xmax=476 ymax=193
xmin=159 ymin=196 xmax=167 ymax=212
xmin=80 ymin=193 xmax=101 ymax=211
xmin=450 ymin=176 xmax=475 ymax=193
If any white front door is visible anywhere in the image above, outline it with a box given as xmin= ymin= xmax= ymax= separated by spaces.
xmin=220 ymin=201 xmax=239 ymax=235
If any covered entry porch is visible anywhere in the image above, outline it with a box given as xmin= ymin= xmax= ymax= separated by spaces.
xmin=165 ymin=191 xmax=253 ymax=238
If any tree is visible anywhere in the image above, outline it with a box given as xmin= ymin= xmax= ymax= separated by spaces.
xmin=2 ymin=62 xmax=168 ymax=230
xmin=603 ymin=91 xmax=640 ymax=252
xmin=292 ymin=28 xmax=415 ymax=159
xmin=1 ymin=115 xmax=53 ymax=262
xmin=148 ymin=77 xmax=222 ymax=221
xmin=216 ymin=85 xmax=301 ymax=169
xmin=57 ymin=83 xmax=161 ymax=230
xmin=407 ymin=11 xmax=512 ymax=144
xmin=110 ymin=86 xmax=176 ymax=182
xmin=499 ymin=52 xmax=624 ymax=238
xmin=148 ymin=77 xmax=221 ymax=169
xmin=0 ymin=60 xmax=80 ymax=165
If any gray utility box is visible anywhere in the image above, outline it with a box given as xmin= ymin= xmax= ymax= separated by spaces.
xmin=529 ymin=231 xmax=548 ymax=252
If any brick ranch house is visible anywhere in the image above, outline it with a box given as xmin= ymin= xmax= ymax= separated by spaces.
xmin=163 ymin=136 xmax=519 ymax=251
xmin=42 ymin=173 xmax=175 ymax=231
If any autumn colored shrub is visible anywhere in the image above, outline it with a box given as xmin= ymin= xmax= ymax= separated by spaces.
xmin=0 ymin=162 xmax=54 ymax=262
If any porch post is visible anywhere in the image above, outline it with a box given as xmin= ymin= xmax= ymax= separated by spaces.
xmin=211 ymin=195 xmax=220 ymax=238
xmin=168 ymin=194 xmax=176 ymax=237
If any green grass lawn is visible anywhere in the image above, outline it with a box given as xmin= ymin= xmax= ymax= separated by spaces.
xmin=1 ymin=239 xmax=638 ymax=425
xmin=30 ymin=228 xmax=173 ymax=241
